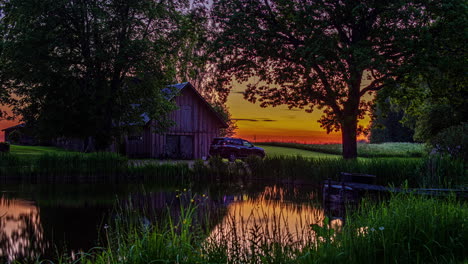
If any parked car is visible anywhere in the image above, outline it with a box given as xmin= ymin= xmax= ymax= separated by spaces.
xmin=209 ymin=137 xmax=266 ymax=161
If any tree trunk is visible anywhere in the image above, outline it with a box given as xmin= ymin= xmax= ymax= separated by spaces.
xmin=341 ymin=114 xmax=358 ymax=159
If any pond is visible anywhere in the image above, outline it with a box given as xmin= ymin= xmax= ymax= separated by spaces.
xmin=0 ymin=180 xmax=344 ymax=263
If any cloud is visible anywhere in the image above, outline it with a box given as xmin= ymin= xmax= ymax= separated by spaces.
xmin=281 ymin=108 xmax=302 ymax=112
xmin=283 ymin=115 xmax=297 ymax=119
xmin=233 ymin=118 xmax=277 ymax=122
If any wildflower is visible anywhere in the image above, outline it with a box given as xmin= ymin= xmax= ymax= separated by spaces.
xmin=176 ymin=194 xmax=179 ymax=198
xmin=191 ymin=199 xmax=195 ymax=203
xmin=183 ymin=188 xmax=187 ymax=192
xmin=379 ymin=226 xmax=385 ymax=231
xmin=202 ymin=194 xmax=206 ymax=197
xmin=104 ymin=224 xmax=110 ymax=230
xmin=370 ymin=227 xmax=375 ymax=232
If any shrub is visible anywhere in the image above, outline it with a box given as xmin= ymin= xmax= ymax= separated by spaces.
xmin=430 ymin=123 xmax=467 ymax=161
xmin=0 ymin=142 xmax=10 ymax=153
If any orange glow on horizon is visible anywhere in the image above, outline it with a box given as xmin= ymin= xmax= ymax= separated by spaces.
xmin=0 ymin=80 xmax=372 ymax=144
xmin=227 ymin=80 xmax=371 ymax=144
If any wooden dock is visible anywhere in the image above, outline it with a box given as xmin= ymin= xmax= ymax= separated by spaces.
xmin=323 ymin=178 xmax=468 ymax=198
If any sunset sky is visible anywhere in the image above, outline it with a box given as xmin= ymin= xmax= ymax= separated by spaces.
xmin=226 ymin=80 xmax=372 ymax=144
xmin=0 ymin=81 xmax=372 ymax=143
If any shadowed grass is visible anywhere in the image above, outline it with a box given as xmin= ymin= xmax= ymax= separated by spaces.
xmin=1 ymin=152 xmax=464 ymax=188
xmin=245 ymin=155 xmax=466 ymax=188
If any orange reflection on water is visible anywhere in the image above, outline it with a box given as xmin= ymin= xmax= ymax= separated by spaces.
xmin=0 ymin=197 xmax=47 ymax=262
xmin=206 ymin=186 xmax=342 ymax=258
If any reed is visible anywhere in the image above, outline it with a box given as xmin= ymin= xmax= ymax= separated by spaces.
xmin=299 ymin=193 xmax=468 ymax=264
xmin=1 ymin=152 xmax=464 ymax=187
xmin=36 ymin=152 xmax=127 ymax=176
xmin=46 ymin=193 xmax=467 ymax=264
xmin=244 ymin=155 xmax=465 ymax=187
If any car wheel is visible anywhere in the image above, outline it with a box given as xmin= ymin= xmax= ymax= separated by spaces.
xmin=228 ymin=152 xmax=236 ymax=162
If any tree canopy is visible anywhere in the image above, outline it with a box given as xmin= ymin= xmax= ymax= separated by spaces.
xmin=212 ymin=0 xmax=448 ymax=158
xmin=380 ymin=0 xmax=467 ymax=144
xmin=0 ymin=0 xmax=200 ymax=149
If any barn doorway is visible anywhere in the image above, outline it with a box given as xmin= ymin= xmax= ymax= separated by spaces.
xmin=165 ymin=135 xmax=194 ymax=159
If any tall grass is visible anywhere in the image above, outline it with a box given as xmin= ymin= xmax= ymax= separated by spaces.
xmin=259 ymin=142 xmax=425 ymax=158
xmin=245 ymin=155 xmax=465 ymax=188
xmin=57 ymin=191 xmax=213 ymax=264
xmin=1 ymin=152 xmax=464 ymax=187
xmin=36 ymin=152 xmax=127 ymax=175
xmin=299 ymin=194 xmax=468 ymax=264
xmin=49 ymin=193 xmax=467 ymax=264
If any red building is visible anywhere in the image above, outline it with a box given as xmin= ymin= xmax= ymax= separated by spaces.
xmin=124 ymin=82 xmax=227 ymax=159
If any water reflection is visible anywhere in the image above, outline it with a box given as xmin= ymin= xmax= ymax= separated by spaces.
xmin=0 ymin=197 xmax=47 ymax=262
xmin=207 ymin=185 xmax=343 ymax=256
xmin=0 ymin=183 xmax=340 ymax=262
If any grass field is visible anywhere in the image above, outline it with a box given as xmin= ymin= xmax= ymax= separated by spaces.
xmin=256 ymin=144 xmax=340 ymax=159
xmin=258 ymin=142 xmax=425 ymax=158
xmin=10 ymin=144 xmax=73 ymax=156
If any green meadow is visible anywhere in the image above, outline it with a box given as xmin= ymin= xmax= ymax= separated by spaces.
xmin=258 ymin=142 xmax=425 ymax=158
xmin=256 ymin=144 xmax=340 ymax=158
xmin=10 ymin=144 xmax=73 ymax=155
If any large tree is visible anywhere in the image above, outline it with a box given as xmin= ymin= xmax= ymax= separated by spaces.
xmin=0 ymin=0 xmax=196 ymax=149
xmin=212 ymin=0 xmax=437 ymax=158
xmin=380 ymin=0 xmax=467 ymax=143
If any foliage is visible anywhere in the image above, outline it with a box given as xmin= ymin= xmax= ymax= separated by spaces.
xmin=258 ymin=142 xmax=425 ymax=158
xmin=0 ymin=141 xmax=9 ymax=152
xmin=0 ymin=0 xmax=200 ymax=149
xmin=7 ymin=129 xmax=21 ymax=144
xmin=212 ymin=0 xmax=439 ymax=158
xmin=211 ymin=103 xmax=237 ymax=137
xmin=369 ymin=99 xmax=414 ymax=143
xmin=380 ymin=0 xmax=467 ymax=147
xmin=429 ymin=123 xmax=468 ymax=161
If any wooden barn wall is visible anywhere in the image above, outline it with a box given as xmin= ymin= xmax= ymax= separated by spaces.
xmin=150 ymin=88 xmax=222 ymax=159
xmin=125 ymin=126 xmax=153 ymax=158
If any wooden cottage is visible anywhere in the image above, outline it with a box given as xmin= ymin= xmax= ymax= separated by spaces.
xmin=124 ymin=82 xmax=228 ymax=159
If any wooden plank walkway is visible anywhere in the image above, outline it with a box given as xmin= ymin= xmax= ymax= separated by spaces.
xmin=324 ymin=179 xmax=468 ymax=198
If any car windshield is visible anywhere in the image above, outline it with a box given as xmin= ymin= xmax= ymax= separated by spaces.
xmin=242 ymin=140 xmax=253 ymax=147
xmin=212 ymin=139 xmax=225 ymax=145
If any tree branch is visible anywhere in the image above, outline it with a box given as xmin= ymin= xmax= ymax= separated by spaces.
xmin=360 ymin=77 xmax=386 ymax=96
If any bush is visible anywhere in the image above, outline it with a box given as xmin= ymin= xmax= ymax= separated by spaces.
xmin=0 ymin=142 xmax=10 ymax=153
xmin=8 ymin=130 xmax=21 ymax=144
xmin=430 ymin=123 xmax=467 ymax=161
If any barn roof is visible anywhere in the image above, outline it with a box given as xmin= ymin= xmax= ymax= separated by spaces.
xmin=143 ymin=82 xmax=228 ymax=128
xmin=1 ymin=123 xmax=26 ymax=132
